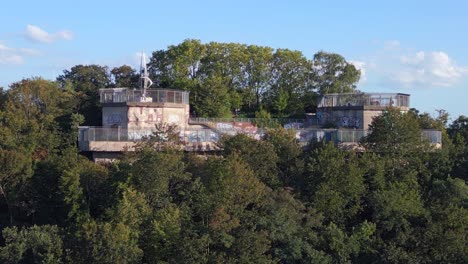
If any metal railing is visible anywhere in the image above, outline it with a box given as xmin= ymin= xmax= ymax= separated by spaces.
xmin=318 ymin=93 xmax=410 ymax=108
xmin=99 ymin=88 xmax=190 ymax=104
xmin=189 ymin=117 xmax=320 ymax=129
xmin=78 ymin=126 xmax=265 ymax=144
xmin=78 ymin=126 xmax=442 ymax=145
xmin=422 ymin=129 xmax=443 ymax=144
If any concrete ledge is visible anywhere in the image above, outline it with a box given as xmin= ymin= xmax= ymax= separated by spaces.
xmin=80 ymin=141 xmax=220 ymax=153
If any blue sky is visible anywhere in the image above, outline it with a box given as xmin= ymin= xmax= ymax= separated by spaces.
xmin=1 ymin=0 xmax=467 ymax=119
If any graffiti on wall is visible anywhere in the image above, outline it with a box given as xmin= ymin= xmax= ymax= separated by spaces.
xmin=106 ymin=113 xmax=123 ymax=126
xmin=295 ymin=130 xmax=337 ymax=142
xmin=341 ymin=116 xmax=360 ymax=128
xmin=216 ymin=122 xmax=258 ymax=133
xmin=216 ymin=123 xmax=234 ymax=130
xmin=284 ymin=122 xmax=304 ymax=129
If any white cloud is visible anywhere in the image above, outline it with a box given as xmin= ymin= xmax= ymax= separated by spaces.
xmin=0 ymin=43 xmax=23 ymax=64
xmin=55 ymin=30 xmax=73 ymax=40
xmin=0 ymin=43 xmax=41 ymax=65
xmin=25 ymin=24 xmax=73 ymax=43
xmin=360 ymin=41 xmax=468 ymax=89
xmin=349 ymin=60 xmax=367 ymax=83
xmin=392 ymin=51 xmax=468 ymax=87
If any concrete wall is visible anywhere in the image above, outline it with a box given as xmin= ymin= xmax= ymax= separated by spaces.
xmin=102 ymin=106 xmax=128 ymax=128
xmin=126 ymin=104 xmax=189 ymax=129
xmin=317 ymin=108 xmax=387 ymax=130
xmin=103 ymin=103 xmax=189 ymax=130
xmin=362 ymin=110 xmax=382 ymax=130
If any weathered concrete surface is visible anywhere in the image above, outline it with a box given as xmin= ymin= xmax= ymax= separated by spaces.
xmin=102 ymin=103 xmax=190 ymax=130
xmin=317 ymin=107 xmax=410 ymax=130
xmin=81 ymin=140 xmax=219 ymax=153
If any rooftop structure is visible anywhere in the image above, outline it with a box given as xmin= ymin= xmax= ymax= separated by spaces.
xmin=78 ymin=89 xmax=441 ymax=162
xmin=316 ymin=92 xmax=410 ymax=130
xmin=99 ymin=88 xmax=189 ymax=105
xmin=318 ymin=93 xmax=410 ymax=109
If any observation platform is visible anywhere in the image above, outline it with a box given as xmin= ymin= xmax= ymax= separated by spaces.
xmin=78 ymin=119 xmax=442 ymax=161
xmin=77 ymin=89 xmax=442 ymax=162
xmin=318 ymin=93 xmax=410 ymax=110
xmin=100 ymin=88 xmax=189 ymax=105
xmin=316 ymin=93 xmax=411 ymax=129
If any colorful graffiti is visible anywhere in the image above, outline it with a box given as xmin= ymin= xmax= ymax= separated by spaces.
xmin=215 ymin=122 xmax=258 ymax=133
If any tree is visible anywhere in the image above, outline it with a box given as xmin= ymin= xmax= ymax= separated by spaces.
xmin=0 ymin=87 xmax=6 ymax=108
xmin=0 ymin=78 xmax=77 ymax=225
xmin=267 ymin=49 xmax=313 ymax=115
xmin=199 ymin=155 xmax=273 ymax=263
xmin=221 ymin=134 xmax=280 ymax=188
xmin=0 ymin=225 xmax=64 ymax=264
xmin=24 ymin=148 xmax=96 ymax=226
xmin=259 ymin=189 xmax=330 ymax=263
xmin=244 ymin=45 xmax=273 ymax=109
xmin=141 ymin=204 xmax=181 ymax=263
xmin=312 ymin=51 xmax=360 ymax=95
xmin=111 ymin=65 xmax=139 ymax=88
xmin=126 ymin=147 xmax=191 ymax=208
xmin=57 ymin=65 xmax=111 ymax=126
xmin=191 ymin=76 xmax=232 ymax=117
xmin=75 ymin=186 xmax=150 ymax=264
xmin=364 ymin=107 xmax=428 ymax=155
xmin=448 ymin=115 xmax=468 ymax=181
xmin=78 ymin=220 xmax=143 ymax=264
xmin=303 ymin=142 xmax=366 ymax=227
xmin=148 ymin=39 xmax=206 ymax=88
xmin=0 ymin=150 xmax=32 ymax=225
xmin=263 ymin=127 xmax=304 ymax=187
xmin=1 ymin=78 xmax=76 ymax=154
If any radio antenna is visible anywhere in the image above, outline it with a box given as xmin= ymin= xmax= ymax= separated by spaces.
xmin=139 ymin=52 xmax=153 ymax=97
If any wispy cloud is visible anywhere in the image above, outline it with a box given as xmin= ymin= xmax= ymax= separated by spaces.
xmin=356 ymin=41 xmax=468 ymax=88
xmin=0 ymin=42 xmax=41 ymax=65
xmin=24 ymin=24 xmax=73 ymax=43
xmin=392 ymin=50 xmax=468 ymax=87
xmin=0 ymin=43 xmax=23 ymax=64
xmin=349 ymin=60 xmax=367 ymax=83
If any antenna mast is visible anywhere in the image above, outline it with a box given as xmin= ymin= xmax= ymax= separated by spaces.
xmin=139 ymin=52 xmax=153 ymax=97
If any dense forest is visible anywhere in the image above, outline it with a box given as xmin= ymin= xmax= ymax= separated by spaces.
xmin=0 ymin=40 xmax=466 ymax=263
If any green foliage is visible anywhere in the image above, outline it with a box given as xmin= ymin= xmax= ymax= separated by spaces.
xmin=148 ymin=40 xmax=359 ymax=117
xmin=0 ymin=40 xmax=466 ymax=264
xmin=364 ymin=107 xmax=429 ymax=155
xmin=0 ymin=225 xmax=63 ymax=264
xmin=57 ymin=65 xmax=111 ymax=126
xmin=263 ymin=127 xmax=303 ymax=186
xmin=304 ymin=142 xmax=366 ymax=226
xmin=142 ymin=204 xmax=181 ymax=263
xmin=312 ymin=51 xmax=361 ymax=94
xmin=1 ymin=78 xmax=77 ymax=154
xmin=191 ymin=76 xmax=232 ymax=117
xmin=320 ymin=221 xmax=375 ymax=263
xmin=221 ymin=134 xmax=280 ymax=188
xmin=448 ymin=115 xmax=468 ymax=181
xmin=79 ymin=220 xmax=143 ymax=264
xmin=59 ymin=169 xmax=88 ymax=226
xmin=126 ymin=146 xmax=191 ymax=208
xmin=110 ymin=65 xmax=139 ymax=88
